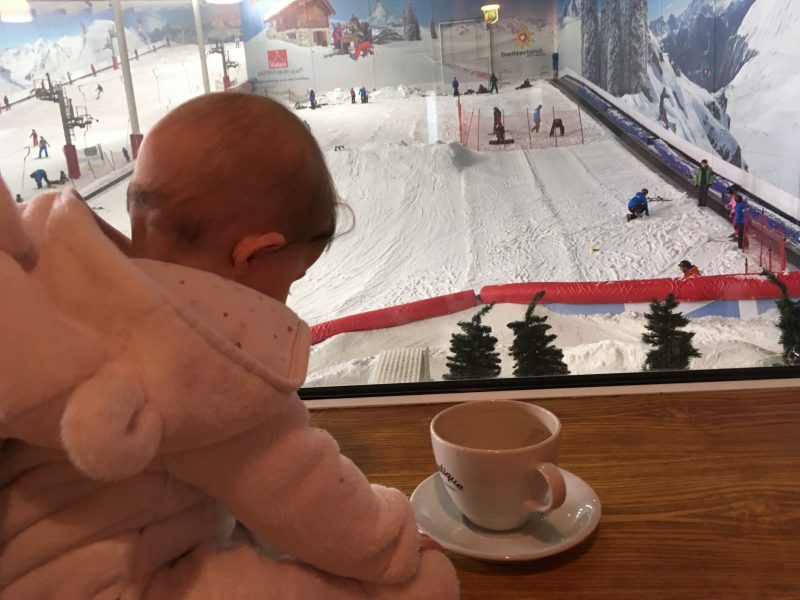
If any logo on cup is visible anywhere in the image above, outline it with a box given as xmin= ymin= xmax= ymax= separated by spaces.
xmin=438 ymin=464 xmax=464 ymax=491
xmin=268 ymin=49 xmax=288 ymax=69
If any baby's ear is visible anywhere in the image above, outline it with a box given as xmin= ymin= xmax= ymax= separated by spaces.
xmin=61 ymin=365 xmax=163 ymax=481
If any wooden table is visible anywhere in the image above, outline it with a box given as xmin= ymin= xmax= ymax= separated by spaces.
xmin=310 ymin=388 xmax=800 ymax=599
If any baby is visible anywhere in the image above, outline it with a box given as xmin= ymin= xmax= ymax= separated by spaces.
xmin=0 ymin=94 xmax=458 ymax=598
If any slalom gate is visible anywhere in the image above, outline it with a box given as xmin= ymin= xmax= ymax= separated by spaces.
xmin=310 ymin=272 xmax=800 ymax=344
xmin=458 ymin=99 xmax=585 ymax=151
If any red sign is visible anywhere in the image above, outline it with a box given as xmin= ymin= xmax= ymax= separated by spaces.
xmin=268 ymin=49 xmax=288 ymax=69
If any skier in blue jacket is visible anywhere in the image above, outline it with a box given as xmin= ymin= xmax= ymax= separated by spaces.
xmin=733 ymin=194 xmax=747 ymax=249
xmin=308 ymin=89 xmax=317 ymax=110
xmin=626 ymin=188 xmax=649 ymax=221
xmin=531 ymin=104 xmax=542 ymax=133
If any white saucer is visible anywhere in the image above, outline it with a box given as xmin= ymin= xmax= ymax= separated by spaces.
xmin=410 ymin=467 xmax=601 ymax=562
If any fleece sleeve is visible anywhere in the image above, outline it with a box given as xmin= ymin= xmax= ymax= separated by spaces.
xmin=163 ymin=398 xmax=425 ymax=585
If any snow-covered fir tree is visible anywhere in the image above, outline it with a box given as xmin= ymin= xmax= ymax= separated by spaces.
xmin=762 ymin=271 xmax=800 ymax=360
xmin=581 ymin=0 xmax=601 ymax=85
xmin=642 ymin=294 xmax=701 ymax=371
xmin=602 ymin=0 xmax=625 ymax=96
xmin=625 ymin=0 xmax=649 ymax=94
xmin=507 ymin=291 xmax=570 ymax=377
xmin=444 ymin=304 xmax=502 ymax=380
xmin=403 ymin=0 xmax=421 ymax=41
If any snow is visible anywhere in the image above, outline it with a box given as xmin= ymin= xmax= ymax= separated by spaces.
xmin=0 ymin=37 xmax=783 ymax=385
xmin=307 ymin=303 xmax=783 ymax=386
xmin=725 ymin=0 xmax=800 ymax=198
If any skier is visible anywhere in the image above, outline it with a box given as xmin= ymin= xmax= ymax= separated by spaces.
xmin=549 ymin=117 xmax=565 ymax=137
xmin=626 ymin=188 xmax=649 ymax=221
xmin=3 ymin=95 xmax=9 ymax=111
xmin=531 ymin=104 xmax=542 ymax=133
xmin=678 ymin=260 xmax=701 ymax=278
xmin=95 ymin=83 xmax=104 ymax=99
xmin=493 ymin=107 xmax=502 ymax=135
xmin=733 ymin=194 xmax=747 ymax=249
xmin=489 ymin=73 xmax=499 ymax=94
xmin=308 ymin=89 xmax=317 ymax=110
xmin=91 ymin=63 xmax=97 ymax=77
xmin=38 ymin=136 xmax=50 ymax=158
xmin=452 ymin=77 xmax=459 ymax=97
xmin=134 ymin=48 xmax=139 ymax=60
xmin=350 ymin=87 xmax=356 ymax=104
xmin=359 ymin=86 xmax=368 ymax=104
xmin=67 ymin=71 xmax=73 ymax=84
xmin=30 ymin=129 xmax=38 ymax=147
xmin=15 ymin=194 xmax=23 ymax=203
xmin=694 ymin=159 xmax=713 ymax=207
xmin=56 ymin=170 xmax=69 ymax=185
xmin=29 ymin=169 xmax=50 ymax=189
xmin=122 ymin=147 xmax=131 ymax=162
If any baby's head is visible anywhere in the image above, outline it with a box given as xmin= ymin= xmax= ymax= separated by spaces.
xmin=128 ymin=93 xmax=339 ymax=302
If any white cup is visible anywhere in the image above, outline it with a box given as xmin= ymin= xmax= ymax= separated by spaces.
xmin=430 ymin=400 xmax=567 ymax=531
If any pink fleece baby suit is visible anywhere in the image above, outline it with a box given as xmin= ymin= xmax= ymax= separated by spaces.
xmin=0 ymin=180 xmax=459 ymax=599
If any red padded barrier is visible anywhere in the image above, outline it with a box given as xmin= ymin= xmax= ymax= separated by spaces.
xmin=480 ymin=272 xmax=800 ymax=305
xmin=311 ymin=290 xmax=479 ymax=344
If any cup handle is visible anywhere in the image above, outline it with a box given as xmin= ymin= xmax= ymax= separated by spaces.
xmin=523 ymin=462 xmax=567 ymax=513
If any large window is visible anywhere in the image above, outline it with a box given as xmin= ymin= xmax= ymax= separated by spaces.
xmin=2 ymin=0 xmax=797 ymax=394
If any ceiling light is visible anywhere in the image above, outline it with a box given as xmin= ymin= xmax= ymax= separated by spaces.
xmin=0 ymin=0 xmax=33 ymax=23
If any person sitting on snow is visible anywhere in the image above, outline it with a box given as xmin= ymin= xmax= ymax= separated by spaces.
xmin=678 ymin=260 xmax=701 ymax=278
xmin=626 ymin=188 xmax=649 ymax=221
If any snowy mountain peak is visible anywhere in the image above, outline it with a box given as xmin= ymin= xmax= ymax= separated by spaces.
xmin=368 ymin=1 xmax=400 ymax=29
xmin=561 ymin=0 xmax=580 ymax=20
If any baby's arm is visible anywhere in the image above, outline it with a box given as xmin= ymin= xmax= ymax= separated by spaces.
xmin=164 ymin=398 xmax=431 ymax=586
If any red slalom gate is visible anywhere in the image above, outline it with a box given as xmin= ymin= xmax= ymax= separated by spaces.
xmin=746 ymin=209 xmax=786 ymax=273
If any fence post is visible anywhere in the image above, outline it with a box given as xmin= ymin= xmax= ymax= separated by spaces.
xmin=502 ymin=110 xmax=506 ymax=151
xmin=527 ymin=107 xmax=532 ymax=149
xmin=466 ymin=109 xmax=475 ymax=149
xmin=457 ymin=96 xmax=463 ymax=144
xmin=553 ymin=106 xmax=558 ymax=148
xmin=578 ymin=105 xmax=585 ymax=145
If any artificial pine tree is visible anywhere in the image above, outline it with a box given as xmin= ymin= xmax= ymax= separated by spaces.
xmin=507 ymin=291 xmax=570 ymax=377
xmin=444 ymin=304 xmax=502 ymax=380
xmin=642 ymin=294 xmax=701 ymax=370
xmin=403 ymin=0 xmax=421 ymax=41
xmin=762 ymin=270 xmax=800 ymax=359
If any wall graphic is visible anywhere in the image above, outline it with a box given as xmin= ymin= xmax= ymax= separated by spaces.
xmin=0 ymin=2 xmax=240 ymax=97
xmin=242 ymin=0 xmax=555 ymax=98
xmin=557 ymin=0 xmax=800 ymax=200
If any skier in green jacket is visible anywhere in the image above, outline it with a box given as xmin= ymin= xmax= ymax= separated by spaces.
xmin=694 ymin=159 xmax=713 ymax=207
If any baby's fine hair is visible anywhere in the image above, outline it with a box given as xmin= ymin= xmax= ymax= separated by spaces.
xmin=127 ymin=93 xmax=340 ymax=244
